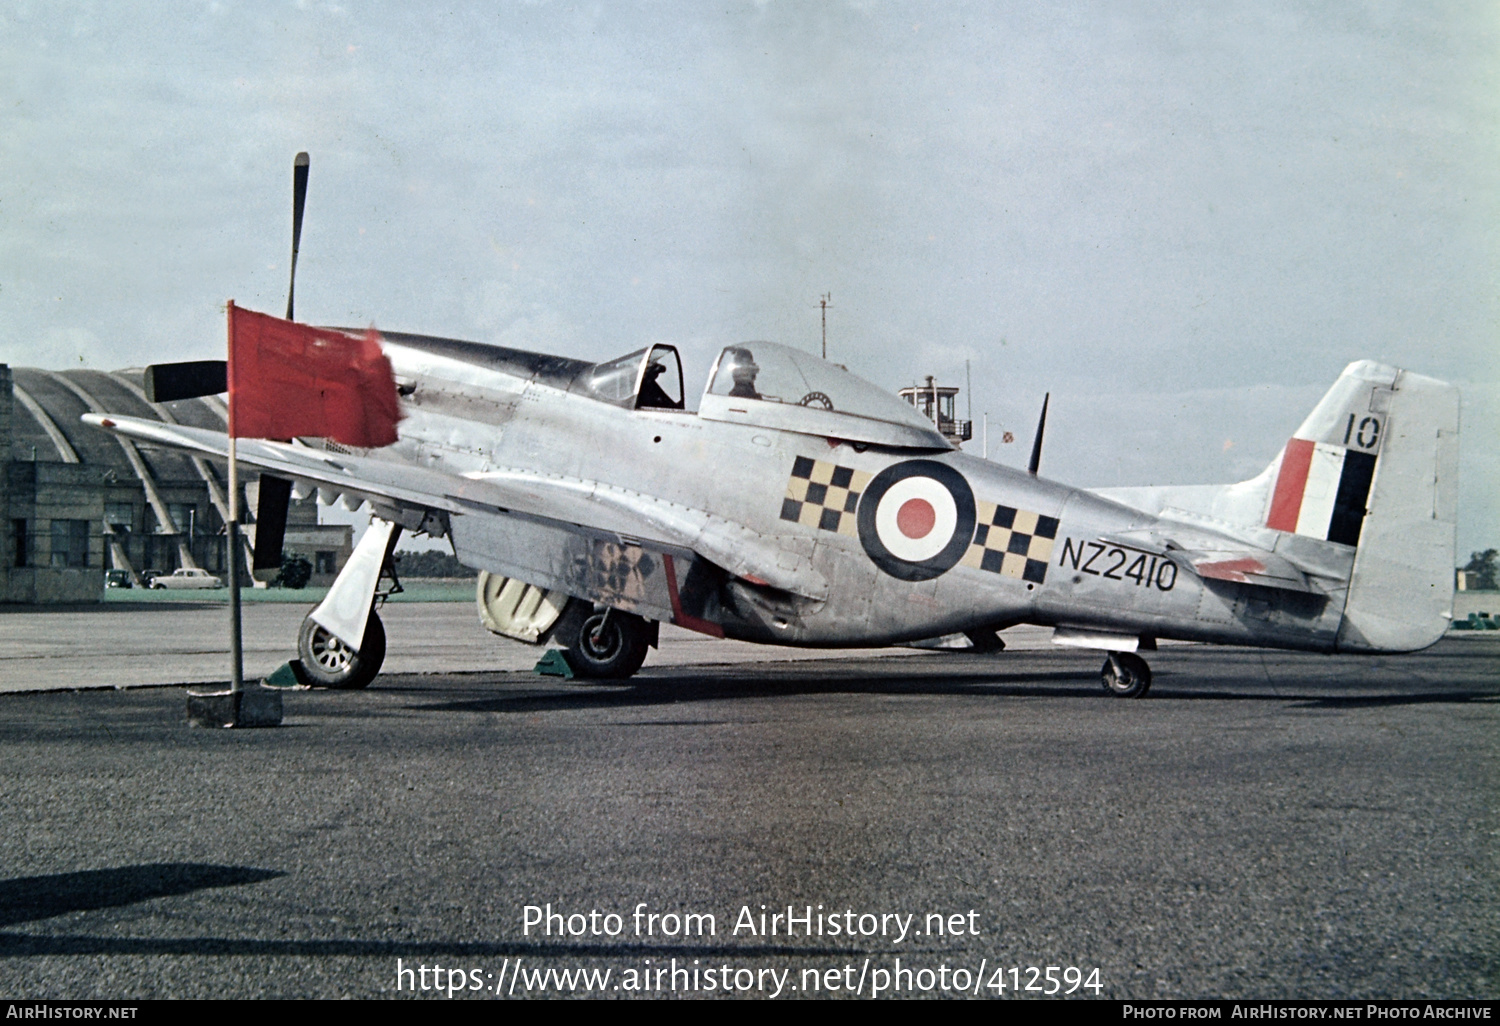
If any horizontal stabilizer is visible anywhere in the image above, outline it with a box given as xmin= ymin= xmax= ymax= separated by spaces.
xmin=1101 ymin=529 xmax=1314 ymax=593
xmin=1181 ymin=549 xmax=1312 ymax=592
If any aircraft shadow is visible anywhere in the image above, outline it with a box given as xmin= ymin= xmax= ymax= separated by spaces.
xmin=0 ymin=864 xmax=284 ymax=928
xmin=395 ymin=667 xmax=1500 ymax=715
xmin=404 ymin=669 xmax=1102 ymax=714
xmin=1285 ymin=691 xmax=1500 ymax=710
xmin=0 ymin=933 xmax=862 ymax=959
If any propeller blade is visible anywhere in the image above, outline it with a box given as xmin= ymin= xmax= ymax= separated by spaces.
xmin=285 ymin=151 xmax=310 ymax=321
xmin=252 ymin=474 xmax=294 ymax=571
xmin=142 ymin=360 xmax=227 ymax=403
xmin=1028 ymin=392 xmax=1049 ymax=476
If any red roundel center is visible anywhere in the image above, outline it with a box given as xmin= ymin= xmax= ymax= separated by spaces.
xmin=896 ymin=498 xmax=937 ymax=539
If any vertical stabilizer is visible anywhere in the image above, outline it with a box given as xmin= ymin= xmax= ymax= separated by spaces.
xmin=1094 ymin=360 xmax=1460 ymax=652
xmin=1264 ymin=360 xmax=1395 ymax=547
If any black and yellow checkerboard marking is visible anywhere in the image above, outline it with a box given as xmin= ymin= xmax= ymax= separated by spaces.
xmin=961 ymin=501 xmax=1059 ymax=584
xmin=780 ymin=456 xmax=873 ymax=538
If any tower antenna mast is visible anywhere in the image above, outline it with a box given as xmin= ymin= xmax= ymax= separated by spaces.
xmin=820 ymin=293 xmax=832 ymax=359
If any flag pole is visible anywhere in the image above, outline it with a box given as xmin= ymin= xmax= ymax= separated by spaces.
xmin=226 ymin=301 xmax=243 ymax=694
xmin=228 ymin=437 xmax=243 ymax=693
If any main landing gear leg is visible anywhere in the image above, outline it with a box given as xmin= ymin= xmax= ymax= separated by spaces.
xmin=1101 ymin=651 xmax=1152 ymax=698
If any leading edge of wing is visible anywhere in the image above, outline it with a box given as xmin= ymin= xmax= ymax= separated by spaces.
xmin=83 ymin=413 xmax=465 ymax=516
xmin=82 ymin=414 xmax=828 ymax=600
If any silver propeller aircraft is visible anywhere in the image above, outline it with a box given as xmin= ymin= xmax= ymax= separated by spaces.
xmin=84 ymin=158 xmax=1461 ymax=696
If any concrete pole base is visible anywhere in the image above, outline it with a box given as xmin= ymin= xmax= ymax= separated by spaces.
xmin=186 ymin=685 xmax=283 ymax=728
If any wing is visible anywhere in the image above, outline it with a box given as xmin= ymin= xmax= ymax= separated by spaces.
xmin=83 ymin=415 xmax=827 ymax=605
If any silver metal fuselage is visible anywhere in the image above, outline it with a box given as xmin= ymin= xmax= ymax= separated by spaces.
xmin=375 ymin=337 xmax=1348 ymax=654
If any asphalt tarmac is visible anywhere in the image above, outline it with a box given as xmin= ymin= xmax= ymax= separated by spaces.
xmin=0 ymin=598 xmax=928 ymax=692
xmin=0 ymin=605 xmax=1495 ymax=1000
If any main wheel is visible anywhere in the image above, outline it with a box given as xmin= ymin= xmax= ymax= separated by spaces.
xmin=297 ymin=611 xmax=386 ymax=690
xmin=566 ymin=610 xmax=649 ymax=680
xmin=1101 ymin=652 xmax=1152 ymax=698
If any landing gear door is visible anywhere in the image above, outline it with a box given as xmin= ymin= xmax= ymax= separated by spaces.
xmin=635 ymin=344 xmax=684 ymax=410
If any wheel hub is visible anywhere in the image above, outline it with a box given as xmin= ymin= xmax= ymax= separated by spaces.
xmin=582 ymin=622 xmax=621 ymax=660
xmin=309 ymin=627 xmax=355 ymax=673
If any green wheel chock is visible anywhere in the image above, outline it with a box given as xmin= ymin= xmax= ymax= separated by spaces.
xmin=262 ymin=660 xmax=308 ymax=689
xmin=534 ymin=649 xmax=576 ymax=679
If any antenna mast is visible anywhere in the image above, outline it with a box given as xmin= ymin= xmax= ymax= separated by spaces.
xmin=820 ymin=293 xmax=832 ymax=359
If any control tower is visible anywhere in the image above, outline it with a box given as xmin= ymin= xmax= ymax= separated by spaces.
xmin=898 ymin=375 xmax=972 ymax=446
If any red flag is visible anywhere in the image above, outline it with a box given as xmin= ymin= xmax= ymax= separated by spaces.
xmin=227 ymin=301 xmax=401 ymax=447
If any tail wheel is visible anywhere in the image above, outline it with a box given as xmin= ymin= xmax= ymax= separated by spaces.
xmin=297 ymin=611 xmax=386 ymax=689
xmin=566 ymin=610 xmax=650 ymax=680
xmin=1101 ymin=652 xmax=1152 ymax=698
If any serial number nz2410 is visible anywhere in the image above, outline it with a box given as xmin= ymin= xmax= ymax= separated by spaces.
xmin=1058 ymin=538 xmax=1178 ymax=591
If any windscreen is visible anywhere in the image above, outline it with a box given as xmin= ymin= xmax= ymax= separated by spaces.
xmin=578 ymin=348 xmax=647 ymax=404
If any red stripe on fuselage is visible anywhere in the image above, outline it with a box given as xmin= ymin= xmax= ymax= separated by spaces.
xmin=1266 ymin=438 xmax=1315 ymax=532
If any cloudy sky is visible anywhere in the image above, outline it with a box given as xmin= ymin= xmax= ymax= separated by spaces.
xmin=2 ymin=2 xmax=1495 ymax=552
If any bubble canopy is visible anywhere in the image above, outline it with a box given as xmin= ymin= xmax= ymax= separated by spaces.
xmin=699 ymin=342 xmax=951 ymax=449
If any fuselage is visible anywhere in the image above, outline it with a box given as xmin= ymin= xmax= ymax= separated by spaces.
xmin=370 ymin=333 xmax=1347 ymax=653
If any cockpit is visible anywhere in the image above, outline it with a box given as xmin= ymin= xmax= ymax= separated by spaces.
xmin=576 ymin=340 xmax=950 ymax=449
xmin=575 ymin=344 xmax=685 ymax=411
xmin=699 ymin=342 xmax=950 ymax=448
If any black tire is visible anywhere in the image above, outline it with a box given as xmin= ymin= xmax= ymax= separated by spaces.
xmin=1101 ymin=652 xmax=1152 ymax=698
xmin=297 ymin=611 xmax=386 ymax=690
xmin=566 ymin=610 xmax=649 ymax=680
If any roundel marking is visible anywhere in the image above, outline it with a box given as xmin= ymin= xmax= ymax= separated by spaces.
xmin=857 ymin=460 xmax=976 ymax=581
xmin=873 ymin=476 xmax=958 ymax=562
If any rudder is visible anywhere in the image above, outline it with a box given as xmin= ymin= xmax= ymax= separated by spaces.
xmin=1325 ymin=363 xmax=1460 ymax=652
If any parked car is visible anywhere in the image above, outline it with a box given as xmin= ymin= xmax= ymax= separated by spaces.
xmin=105 ymin=569 xmax=133 ymax=589
xmin=140 ymin=569 xmax=164 ymax=587
xmin=149 ymin=568 xmax=224 ymax=590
